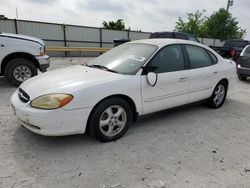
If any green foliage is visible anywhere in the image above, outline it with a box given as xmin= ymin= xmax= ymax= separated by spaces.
xmin=102 ymin=19 xmax=125 ymax=30
xmin=175 ymin=8 xmax=246 ymax=40
xmin=206 ymin=8 xmax=246 ymax=40
xmin=175 ymin=10 xmax=208 ymax=37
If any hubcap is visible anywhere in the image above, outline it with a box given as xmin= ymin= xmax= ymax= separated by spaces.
xmin=13 ymin=66 xmax=32 ymax=82
xmin=213 ymin=84 xmax=225 ymax=106
xmin=99 ymin=105 xmax=127 ymax=137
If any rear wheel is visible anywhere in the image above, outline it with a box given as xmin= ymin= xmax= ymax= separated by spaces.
xmin=238 ymin=74 xmax=247 ymax=81
xmin=88 ymin=97 xmax=132 ymax=142
xmin=207 ymin=81 xmax=227 ymax=108
xmin=4 ymin=58 xmax=37 ymax=86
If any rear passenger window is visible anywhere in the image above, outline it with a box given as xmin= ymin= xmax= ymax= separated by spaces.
xmin=185 ymin=45 xmax=213 ymax=69
xmin=207 ymin=51 xmax=218 ymax=64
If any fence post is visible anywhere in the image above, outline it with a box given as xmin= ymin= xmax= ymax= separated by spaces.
xmin=62 ymin=24 xmax=67 ymax=57
xmin=99 ymin=28 xmax=103 ymax=47
xmin=99 ymin=28 xmax=103 ymax=55
xmin=127 ymin=30 xmax=130 ymax=39
xmin=14 ymin=19 xmax=18 ymax=34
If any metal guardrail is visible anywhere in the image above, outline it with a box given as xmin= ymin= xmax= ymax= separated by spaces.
xmin=46 ymin=46 xmax=111 ymax=52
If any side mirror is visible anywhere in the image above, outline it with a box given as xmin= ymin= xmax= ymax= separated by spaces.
xmin=147 ymin=72 xmax=158 ymax=87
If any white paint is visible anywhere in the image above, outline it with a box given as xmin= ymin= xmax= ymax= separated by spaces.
xmin=11 ymin=39 xmax=237 ymax=136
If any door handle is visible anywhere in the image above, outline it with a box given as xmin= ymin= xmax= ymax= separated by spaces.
xmin=0 ymin=44 xmax=4 ymax=47
xmin=213 ymin=71 xmax=218 ymax=75
xmin=179 ymin=77 xmax=188 ymax=82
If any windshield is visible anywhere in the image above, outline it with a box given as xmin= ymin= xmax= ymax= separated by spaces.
xmin=224 ymin=41 xmax=248 ymax=48
xmin=87 ymin=43 xmax=158 ymax=75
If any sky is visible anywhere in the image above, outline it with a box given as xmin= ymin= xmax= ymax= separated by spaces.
xmin=0 ymin=0 xmax=250 ymax=38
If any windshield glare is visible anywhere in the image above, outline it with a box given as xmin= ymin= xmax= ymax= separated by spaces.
xmin=87 ymin=43 xmax=158 ymax=75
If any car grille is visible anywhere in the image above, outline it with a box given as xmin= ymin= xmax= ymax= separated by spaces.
xmin=18 ymin=88 xmax=30 ymax=103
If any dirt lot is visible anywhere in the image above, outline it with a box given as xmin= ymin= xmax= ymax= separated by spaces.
xmin=0 ymin=58 xmax=250 ymax=188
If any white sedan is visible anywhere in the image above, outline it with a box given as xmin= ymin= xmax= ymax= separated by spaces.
xmin=11 ymin=39 xmax=236 ymax=142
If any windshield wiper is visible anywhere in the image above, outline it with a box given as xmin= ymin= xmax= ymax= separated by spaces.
xmin=85 ymin=64 xmax=118 ymax=73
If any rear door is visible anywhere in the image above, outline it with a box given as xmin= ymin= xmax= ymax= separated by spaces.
xmin=184 ymin=45 xmax=219 ymax=103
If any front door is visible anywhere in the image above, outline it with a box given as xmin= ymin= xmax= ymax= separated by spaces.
xmin=141 ymin=44 xmax=190 ymax=115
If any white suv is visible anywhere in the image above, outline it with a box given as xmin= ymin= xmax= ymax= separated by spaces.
xmin=0 ymin=33 xmax=50 ymax=86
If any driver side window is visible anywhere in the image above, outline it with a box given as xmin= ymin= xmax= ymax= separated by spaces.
xmin=147 ymin=45 xmax=185 ymax=74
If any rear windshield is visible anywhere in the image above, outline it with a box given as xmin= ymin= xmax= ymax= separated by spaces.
xmin=224 ymin=41 xmax=248 ymax=48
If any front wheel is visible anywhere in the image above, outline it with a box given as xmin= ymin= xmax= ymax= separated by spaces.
xmin=88 ymin=97 xmax=132 ymax=142
xmin=207 ymin=81 xmax=227 ymax=108
xmin=4 ymin=58 xmax=38 ymax=87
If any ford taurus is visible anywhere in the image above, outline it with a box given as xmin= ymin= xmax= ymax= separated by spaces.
xmin=11 ymin=39 xmax=236 ymax=142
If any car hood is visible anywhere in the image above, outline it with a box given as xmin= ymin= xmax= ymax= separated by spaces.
xmin=20 ymin=65 xmax=126 ymax=99
xmin=0 ymin=32 xmax=44 ymax=46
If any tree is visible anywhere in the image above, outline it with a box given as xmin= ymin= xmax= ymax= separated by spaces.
xmin=205 ymin=8 xmax=246 ymax=40
xmin=175 ymin=8 xmax=246 ymax=40
xmin=102 ymin=19 xmax=125 ymax=30
xmin=175 ymin=10 xmax=208 ymax=38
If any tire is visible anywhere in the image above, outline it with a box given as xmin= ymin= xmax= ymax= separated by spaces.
xmin=207 ymin=81 xmax=227 ymax=109
xmin=88 ymin=97 xmax=132 ymax=142
xmin=238 ymin=74 xmax=247 ymax=81
xmin=4 ymin=58 xmax=38 ymax=87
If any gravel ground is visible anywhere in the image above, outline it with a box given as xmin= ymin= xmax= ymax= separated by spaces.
xmin=0 ymin=58 xmax=250 ymax=188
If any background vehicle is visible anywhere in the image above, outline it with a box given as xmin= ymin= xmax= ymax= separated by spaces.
xmin=113 ymin=31 xmax=200 ymax=47
xmin=149 ymin=31 xmax=200 ymax=43
xmin=113 ymin=39 xmax=131 ymax=47
xmin=11 ymin=39 xmax=236 ymax=142
xmin=237 ymin=45 xmax=250 ymax=80
xmin=210 ymin=39 xmax=250 ymax=61
xmin=0 ymin=33 xmax=50 ymax=86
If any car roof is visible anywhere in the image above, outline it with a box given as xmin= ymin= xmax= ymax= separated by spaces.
xmin=129 ymin=38 xmax=205 ymax=48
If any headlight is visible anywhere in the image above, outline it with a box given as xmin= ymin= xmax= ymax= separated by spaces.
xmin=237 ymin=64 xmax=241 ymax=68
xmin=31 ymin=94 xmax=73 ymax=110
xmin=39 ymin=45 xmax=46 ymax=56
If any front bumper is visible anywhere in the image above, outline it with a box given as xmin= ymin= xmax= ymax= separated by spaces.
xmin=237 ymin=67 xmax=250 ymax=76
xmin=35 ymin=55 xmax=50 ymax=72
xmin=11 ymin=90 xmax=92 ymax=136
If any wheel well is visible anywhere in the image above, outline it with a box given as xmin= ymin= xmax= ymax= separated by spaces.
xmin=1 ymin=52 xmax=39 ymax=75
xmin=86 ymin=94 xmax=138 ymax=133
xmin=220 ymin=78 xmax=229 ymax=89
